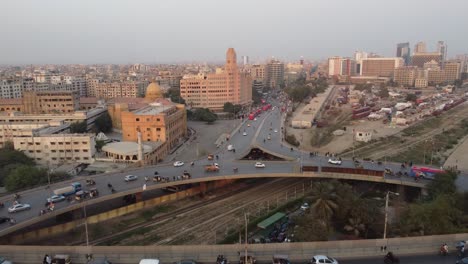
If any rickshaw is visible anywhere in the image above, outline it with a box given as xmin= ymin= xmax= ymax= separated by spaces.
xmin=86 ymin=179 xmax=96 ymax=186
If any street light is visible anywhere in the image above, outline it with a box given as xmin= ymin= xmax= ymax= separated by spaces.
xmin=383 ymin=191 xmax=399 ymax=239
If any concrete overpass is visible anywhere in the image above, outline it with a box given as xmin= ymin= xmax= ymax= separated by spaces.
xmin=0 ymin=97 xmax=450 ymax=238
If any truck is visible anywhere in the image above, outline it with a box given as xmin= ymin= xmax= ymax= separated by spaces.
xmin=205 ymin=164 xmax=220 ymax=172
xmin=53 ymin=182 xmax=82 ymax=196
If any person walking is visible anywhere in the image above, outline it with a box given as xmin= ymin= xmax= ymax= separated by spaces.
xmin=46 ymin=254 xmax=52 ymax=264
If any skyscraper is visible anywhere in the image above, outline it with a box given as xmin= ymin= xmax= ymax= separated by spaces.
xmin=414 ymin=41 xmax=427 ymax=54
xmin=396 ymin=42 xmax=411 ymax=65
xmin=437 ymin=41 xmax=447 ymax=64
xmin=265 ymin=59 xmax=284 ymax=89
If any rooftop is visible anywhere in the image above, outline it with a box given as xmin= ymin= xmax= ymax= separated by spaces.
xmin=102 ymin=141 xmax=164 ymax=156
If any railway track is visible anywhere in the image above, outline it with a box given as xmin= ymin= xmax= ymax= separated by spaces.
xmin=340 ymin=104 xmax=468 ymax=159
xmin=80 ymin=178 xmax=309 ymax=246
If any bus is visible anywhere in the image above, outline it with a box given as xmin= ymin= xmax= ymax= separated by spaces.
xmin=410 ymin=166 xmax=445 ymax=180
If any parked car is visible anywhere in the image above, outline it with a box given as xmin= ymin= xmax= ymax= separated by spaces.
xmin=47 ymin=195 xmax=66 ymax=203
xmin=8 ymin=203 xmax=31 ymax=213
xmin=243 ymin=132 xmax=248 ymax=136
xmin=173 ymin=161 xmax=185 ymax=167
xmin=0 ymin=257 xmax=12 ymax=264
xmin=300 ymin=202 xmax=310 ymax=210
xmin=124 ymin=175 xmax=138 ymax=182
xmin=310 ymin=255 xmax=338 ymax=264
xmin=255 ymin=162 xmax=266 ymax=168
xmin=328 ymin=159 xmax=342 ymax=165
xmin=274 ymin=129 xmax=278 ymax=133
xmin=139 ymin=260 xmax=159 ymax=264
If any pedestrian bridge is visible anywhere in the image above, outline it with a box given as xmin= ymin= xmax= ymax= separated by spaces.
xmin=0 ymin=168 xmax=425 ymax=239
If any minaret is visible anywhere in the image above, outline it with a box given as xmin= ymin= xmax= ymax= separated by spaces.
xmin=137 ymin=130 xmax=143 ymax=161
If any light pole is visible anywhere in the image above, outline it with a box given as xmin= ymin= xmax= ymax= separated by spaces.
xmin=383 ymin=191 xmax=399 ymax=239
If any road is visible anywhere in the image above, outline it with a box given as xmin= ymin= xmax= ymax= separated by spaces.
xmin=338 ymin=254 xmax=463 ymax=264
xmin=0 ymin=98 xmax=453 ymax=236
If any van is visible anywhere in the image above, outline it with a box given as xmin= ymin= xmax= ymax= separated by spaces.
xmin=139 ymin=259 xmax=159 ymax=264
xmin=227 ymin=145 xmax=234 ymax=151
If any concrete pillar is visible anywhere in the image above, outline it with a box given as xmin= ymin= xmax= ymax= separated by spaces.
xmin=199 ymin=182 xmax=207 ymax=197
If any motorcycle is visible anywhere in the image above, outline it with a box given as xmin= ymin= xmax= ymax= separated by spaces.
xmin=383 ymin=252 xmax=399 ymax=264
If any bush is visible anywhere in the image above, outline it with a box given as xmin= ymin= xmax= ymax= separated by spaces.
xmin=285 ymin=134 xmax=300 ymax=146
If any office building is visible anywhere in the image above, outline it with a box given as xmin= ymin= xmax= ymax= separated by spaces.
xmin=396 ymin=42 xmax=411 ymax=65
xmin=0 ymin=79 xmax=22 ymax=99
xmin=437 ymin=41 xmax=448 ymax=63
xmin=444 ymin=62 xmax=461 ymax=82
xmin=251 ymin=64 xmax=266 ymax=82
xmin=361 ymin=58 xmax=404 ymax=77
xmin=265 ymin=59 xmax=285 ymax=89
xmin=340 ymin=58 xmax=356 ymax=76
xmin=354 ymin=51 xmax=368 ymax=75
xmin=87 ymin=80 xmax=148 ymax=99
xmin=242 ymin=56 xmax=249 ymax=66
xmin=411 ymin=53 xmax=442 ymax=68
xmin=414 ymin=41 xmax=427 ymax=53
xmin=328 ymin=56 xmax=342 ymax=76
xmin=22 ymin=90 xmax=80 ymax=114
xmin=180 ymin=48 xmax=252 ymax=111
xmin=393 ymin=66 xmax=418 ymax=87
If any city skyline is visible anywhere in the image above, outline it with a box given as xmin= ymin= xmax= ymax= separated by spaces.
xmin=1 ymin=0 xmax=467 ymax=64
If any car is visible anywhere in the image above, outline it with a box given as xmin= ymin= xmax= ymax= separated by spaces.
xmin=300 ymin=202 xmax=310 ymax=210
xmin=267 ymin=135 xmax=271 ymax=140
xmin=173 ymin=161 xmax=184 ymax=167
xmin=243 ymin=132 xmax=247 ymax=136
xmin=8 ymin=203 xmax=31 ymax=213
xmin=247 ymin=123 xmax=251 ymax=127
xmin=254 ymin=118 xmax=257 ymax=121
xmin=310 ymin=255 xmax=338 ymax=264
xmin=274 ymin=129 xmax=278 ymax=133
xmin=124 ymin=175 xmax=138 ymax=182
xmin=47 ymin=195 xmax=66 ymax=203
xmin=227 ymin=145 xmax=234 ymax=151
xmin=255 ymin=162 xmax=266 ymax=168
xmin=0 ymin=217 xmax=10 ymax=224
xmin=328 ymin=159 xmax=342 ymax=165
xmin=0 ymin=257 xmax=12 ymax=264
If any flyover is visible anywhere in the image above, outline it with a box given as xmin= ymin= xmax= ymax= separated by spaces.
xmin=0 ymin=98 xmax=446 ymax=237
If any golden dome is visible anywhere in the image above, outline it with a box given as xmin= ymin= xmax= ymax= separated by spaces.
xmin=145 ymin=81 xmax=164 ymax=101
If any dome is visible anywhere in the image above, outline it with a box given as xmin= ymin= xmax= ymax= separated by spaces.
xmin=145 ymin=82 xmax=164 ymax=101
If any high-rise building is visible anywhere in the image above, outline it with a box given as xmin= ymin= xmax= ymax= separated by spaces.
xmin=411 ymin=53 xmax=442 ymax=68
xmin=396 ymin=42 xmax=411 ymax=65
xmin=361 ymin=58 xmax=404 ymax=77
xmin=437 ymin=41 xmax=448 ymax=63
xmin=251 ymin=64 xmax=265 ymax=82
xmin=328 ymin=56 xmax=342 ymax=76
xmin=354 ymin=51 xmax=368 ymax=75
xmin=340 ymin=58 xmax=356 ymax=76
xmin=444 ymin=62 xmax=461 ymax=82
xmin=242 ymin=56 xmax=249 ymax=66
xmin=414 ymin=41 xmax=427 ymax=53
xmin=393 ymin=66 xmax=418 ymax=87
xmin=180 ymin=48 xmax=252 ymax=111
xmin=265 ymin=59 xmax=285 ymax=89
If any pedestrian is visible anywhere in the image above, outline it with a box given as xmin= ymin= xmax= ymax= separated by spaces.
xmin=43 ymin=254 xmax=48 ymax=264
xmin=46 ymin=254 xmax=51 ymax=264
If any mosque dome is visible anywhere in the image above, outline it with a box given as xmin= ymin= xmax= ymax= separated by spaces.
xmin=145 ymin=81 xmax=164 ymax=101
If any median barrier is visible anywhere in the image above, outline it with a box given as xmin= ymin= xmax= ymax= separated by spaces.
xmin=0 ymin=233 xmax=466 ymax=263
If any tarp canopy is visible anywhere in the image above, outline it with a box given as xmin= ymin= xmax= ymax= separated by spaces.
xmin=257 ymin=212 xmax=285 ymax=229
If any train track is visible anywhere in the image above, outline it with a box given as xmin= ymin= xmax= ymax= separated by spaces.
xmin=340 ymin=104 xmax=468 ymax=159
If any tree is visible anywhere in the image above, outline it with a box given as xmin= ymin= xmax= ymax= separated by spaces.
xmin=4 ymin=165 xmax=46 ymax=191
xmin=378 ymin=87 xmax=389 ymax=98
xmin=426 ymin=171 xmax=457 ymax=200
xmin=0 ymin=147 xmax=35 ymax=186
xmin=223 ymin=102 xmax=235 ymax=113
xmin=307 ymin=181 xmax=338 ymax=228
xmin=192 ymin=108 xmax=218 ymax=123
xmin=95 ymin=140 xmax=106 ymax=152
xmin=164 ymin=88 xmax=185 ymax=104
xmin=344 ymin=217 xmax=366 ymax=237
xmin=94 ymin=112 xmax=113 ymax=133
xmin=285 ymin=134 xmax=300 ymax=146
xmin=70 ymin=120 xmax=87 ymax=133
xmin=252 ymin=88 xmax=262 ymax=105
xmin=405 ymin=93 xmax=417 ymax=102
xmin=293 ymin=216 xmax=329 ymax=242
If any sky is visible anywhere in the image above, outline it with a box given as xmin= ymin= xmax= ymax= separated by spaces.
xmin=1 ymin=0 xmax=467 ymax=64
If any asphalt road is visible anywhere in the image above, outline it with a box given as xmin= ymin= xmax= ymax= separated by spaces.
xmin=0 ymin=99 xmax=446 ymax=235
xmin=339 ymin=254 xmax=462 ymax=264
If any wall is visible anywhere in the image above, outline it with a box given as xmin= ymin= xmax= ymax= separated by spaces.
xmin=0 ymin=233 xmax=466 ymax=264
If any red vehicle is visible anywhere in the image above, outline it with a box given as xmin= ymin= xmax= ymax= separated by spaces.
xmin=410 ymin=166 xmax=445 ymax=180
xmin=248 ymin=113 xmax=255 ymax=120
xmin=262 ymin=104 xmax=271 ymax=111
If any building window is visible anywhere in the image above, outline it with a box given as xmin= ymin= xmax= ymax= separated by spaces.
xmin=51 ymin=142 xmax=56 ymax=145
xmin=83 ymin=149 xmax=88 ymax=152
xmin=156 ymin=118 xmax=160 ymax=121
xmin=136 ymin=118 xmax=140 ymax=121
xmin=156 ymin=128 xmax=161 ymax=131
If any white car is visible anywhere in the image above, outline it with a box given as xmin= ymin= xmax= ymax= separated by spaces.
xmin=243 ymin=132 xmax=247 ymax=136
xmin=124 ymin=175 xmax=138 ymax=182
xmin=47 ymin=195 xmax=66 ymax=203
xmin=254 ymin=118 xmax=257 ymax=121
xmin=173 ymin=161 xmax=185 ymax=167
xmin=274 ymin=129 xmax=278 ymax=133
xmin=300 ymin=202 xmax=310 ymax=210
xmin=8 ymin=203 xmax=31 ymax=213
xmin=255 ymin=162 xmax=266 ymax=168
xmin=328 ymin=159 xmax=342 ymax=165
xmin=310 ymin=255 xmax=338 ymax=264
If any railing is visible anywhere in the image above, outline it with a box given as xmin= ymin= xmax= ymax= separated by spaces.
xmin=321 ymin=166 xmax=384 ymax=176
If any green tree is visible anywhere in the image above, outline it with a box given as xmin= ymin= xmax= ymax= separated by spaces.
xmin=293 ymin=216 xmax=329 ymax=242
xmin=344 ymin=217 xmax=366 ymax=237
xmin=378 ymin=87 xmax=389 ymax=98
xmin=192 ymin=108 xmax=217 ymax=123
xmin=405 ymin=93 xmax=417 ymax=102
xmin=307 ymin=181 xmax=338 ymax=228
xmin=70 ymin=120 xmax=87 ymax=133
xmin=4 ymin=165 xmax=46 ymax=191
xmin=94 ymin=112 xmax=113 ymax=133
xmin=252 ymin=88 xmax=262 ymax=105
xmin=285 ymin=134 xmax=300 ymax=146
xmin=95 ymin=140 xmax=106 ymax=152
xmin=164 ymin=88 xmax=185 ymax=104
xmin=426 ymin=171 xmax=457 ymax=200
xmin=0 ymin=147 xmax=35 ymax=186
xmin=223 ymin=102 xmax=235 ymax=113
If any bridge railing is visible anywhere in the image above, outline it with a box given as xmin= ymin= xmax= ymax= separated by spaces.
xmin=321 ymin=166 xmax=384 ymax=176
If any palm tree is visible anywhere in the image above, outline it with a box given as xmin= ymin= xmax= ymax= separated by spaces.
xmin=344 ymin=217 xmax=365 ymax=237
xmin=308 ymin=181 xmax=338 ymax=227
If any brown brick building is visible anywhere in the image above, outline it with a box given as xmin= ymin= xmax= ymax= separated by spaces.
xmin=361 ymin=58 xmax=404 ymax=77
xmin=22 ymin=91 xmax=80 ymax=114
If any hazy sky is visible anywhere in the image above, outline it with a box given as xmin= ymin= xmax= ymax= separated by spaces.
xmin=1 ymin=0 xmax=467 ymax=64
